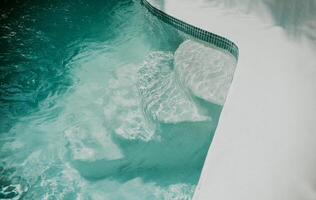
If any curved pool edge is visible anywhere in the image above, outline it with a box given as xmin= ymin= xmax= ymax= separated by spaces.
xmin=140 ymin=0 xmax=239 ymax=60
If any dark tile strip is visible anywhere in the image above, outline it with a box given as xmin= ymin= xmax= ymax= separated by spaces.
xmin=141 ymin=0 xmax=239 ymax=59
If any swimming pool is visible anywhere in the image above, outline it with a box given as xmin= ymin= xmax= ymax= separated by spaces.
xmin=0 ymin=0 xmax=237 ymax=199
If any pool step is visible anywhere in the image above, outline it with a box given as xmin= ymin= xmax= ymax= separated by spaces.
xmin=65 ymin=41 xmax=235 ymax=179
xmin=138 ymin=51 xmax=209 ymax=124
xmin=175 ymin=40 xmax=237 ymax=106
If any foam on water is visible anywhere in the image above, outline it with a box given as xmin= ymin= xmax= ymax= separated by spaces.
xmin=103 ymin=64 xmax=156 ymax=142
xmin=64 ymin=122 xmax=123 ymax=161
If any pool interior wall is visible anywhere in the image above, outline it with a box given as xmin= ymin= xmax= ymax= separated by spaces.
xmin=0 ymin=0 xmax=237 ymax=199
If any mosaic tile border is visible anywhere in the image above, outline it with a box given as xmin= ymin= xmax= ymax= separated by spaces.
xmin=141 ymin=0 xmax=239 ymax=59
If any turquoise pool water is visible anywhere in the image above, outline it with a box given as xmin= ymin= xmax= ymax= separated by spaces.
xmin=0 ymin=0 xmax=236 ymax=199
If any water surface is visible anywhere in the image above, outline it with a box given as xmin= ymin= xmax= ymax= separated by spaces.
xmin=0 ymin=0 xmax=236 ymax=199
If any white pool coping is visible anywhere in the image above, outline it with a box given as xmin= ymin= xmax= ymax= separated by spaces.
xmin=146 ymin=0 xmax=316 ymax=199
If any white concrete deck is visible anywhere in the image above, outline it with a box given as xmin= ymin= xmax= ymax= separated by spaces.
xmin=148 ymin=0 xmax=316 ymax=199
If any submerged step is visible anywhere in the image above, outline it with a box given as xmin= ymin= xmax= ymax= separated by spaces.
xmin=175 ymin=40 xmax=237 ymax=106
xmin=138 ymin=51 xmax=209 ymax=124
xmin=66 ymin=48 xmax=225 ymax=180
